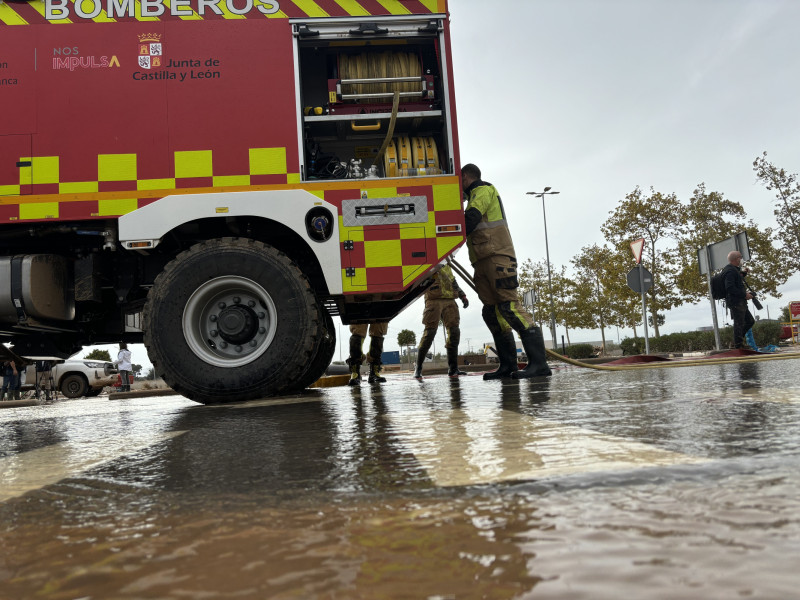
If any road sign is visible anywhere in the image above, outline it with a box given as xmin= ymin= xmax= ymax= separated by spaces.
xmin=627 ymin=265 xmax=653 ymax=294
xmin=697 ymin=231 xmax=750 ymax=275
xmin=630 ymin=238 xmax=645 ymax=264
xmin=523 ymin=289 xmax=535 ymax=307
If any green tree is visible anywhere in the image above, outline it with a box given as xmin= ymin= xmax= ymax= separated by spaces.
xmin=84 ymin=349 xmax=112 ymax=361
xmin=675 ymin=183 xmax=788 ymax=302
xmin=571 ymin=244 xmax=621 ymax=353
xmin=569 ymin=243 xmax=643 ymax=351
xmin=753 ymin=152 xmax=800 ymax=270
xmin=517 ymin=258 xmax=550 ymax=330
xmin=517 ymin=259 xmax=572 ymax=343
xmin=602 ymin=187 xmax=684 ymax=337
xmin=550 ymin=265 xmax=575 ymax=346
xmin=132 ymin=364 xmax=143 ymax=377
xmin=601 ymin=249 xmax=643 ymax=337
xmin=397 ymin=329 xmax=416 ymax=368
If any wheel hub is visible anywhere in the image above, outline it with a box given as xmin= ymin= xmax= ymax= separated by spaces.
xmin=182 ymin=276 xmax=278 ymax=368
xmin=217 ymin=304 xmax=258 ymax=344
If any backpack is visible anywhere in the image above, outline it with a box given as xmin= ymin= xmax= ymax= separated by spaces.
xmin=710 ymin=266 xmax=731 ymax=300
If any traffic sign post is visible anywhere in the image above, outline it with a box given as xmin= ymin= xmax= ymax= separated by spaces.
xmin=704 ymin=245 xmax=721 ymax=350
xmin=627 ymin=264 xmax=652 ymax=354
xmin=626 ymin=265 xmax=652 ymax=294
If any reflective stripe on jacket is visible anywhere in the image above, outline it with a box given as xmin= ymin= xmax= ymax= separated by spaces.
xmin=464 ymin=181 xmax=515 ymax=265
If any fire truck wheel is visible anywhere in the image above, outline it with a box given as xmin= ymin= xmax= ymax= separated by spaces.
xmin=287 ymin=307 xmax=336 ymax=391
xmin=61 ymin=374 xmax=89 ymax=398
xmin=144 ymin=237 xmax=322 ymax=404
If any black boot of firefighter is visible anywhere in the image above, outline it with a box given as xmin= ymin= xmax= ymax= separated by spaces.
xmin=346 ymin=334 xmax=364 ymax=386
xmin=483 ymin=331 xmax=517 ymax=381
xmin=347 ymin=360 xmax=362 ymax=386
xmin=414 ymin=328 xmax=436 ymax=380
xmin=447 ymin=347 xmax=466 ymax=377
xmin=367 ymin=336 xmax=386 ymax=384
xmin=512 ymin=327 xmax=552 ymax=379
xmin=368 ymin=362 xmax=386 ymax=384
xmin=413 ymin=357 xmax=424 ymax=379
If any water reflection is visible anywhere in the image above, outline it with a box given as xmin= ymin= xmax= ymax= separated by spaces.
xmin=737 ymin=361 xmax=761 ymax=389
xmin=2 ymin=362 xmax=800 ymax=599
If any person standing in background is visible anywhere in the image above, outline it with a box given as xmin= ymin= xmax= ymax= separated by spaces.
xmin=723 ymin=251 xmax=755 ymax=349
xmin=414 ymin=264 xmax=469 ymax=379
xmin=346 ymin=323 xmax=388 ymax=385
xmin=0 ymin=359 xmax=20 ymax=401
xmin=114 ymin=343 xmax=133 ymax=392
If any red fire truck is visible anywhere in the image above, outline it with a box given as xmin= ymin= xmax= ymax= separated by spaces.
xmin=0 ymin=0 xmax=464 ymax=403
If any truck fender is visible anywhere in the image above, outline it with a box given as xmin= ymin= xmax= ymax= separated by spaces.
xmin=118 ymin=189 xmax=342 ymax=294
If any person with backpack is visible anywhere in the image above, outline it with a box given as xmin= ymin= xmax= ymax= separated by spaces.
xmin=722 ymin=251 xmax=755 ymax=349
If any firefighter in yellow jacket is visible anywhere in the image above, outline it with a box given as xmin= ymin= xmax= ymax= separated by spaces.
xmin=461 ymin=163 xmax=551 ymax=380
xmin=346 ymin=323 xmax=388 ymax=385
xmin=413 ymin=264 xmax=469 ymax=379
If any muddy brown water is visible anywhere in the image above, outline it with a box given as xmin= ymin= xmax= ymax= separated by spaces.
xmin=1 ymin=360 xmax=799 ymax=599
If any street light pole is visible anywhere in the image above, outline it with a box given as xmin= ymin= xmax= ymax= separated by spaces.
xmin=527 ymin=187 xmax=561 ymax=350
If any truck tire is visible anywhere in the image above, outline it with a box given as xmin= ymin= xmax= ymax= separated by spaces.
xmin=287 ymin=309 xmax=336 ymax=391
xmin=143 ymin=238 xmax=324 ymax=404
xmin=61 ymin=374 xmax=89 ymax=398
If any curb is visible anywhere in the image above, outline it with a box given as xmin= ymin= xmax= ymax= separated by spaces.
xmin=108 ymin=388 xmax=180 ymax=400
xmin=0 ymin=399 xmax=39 ymax=408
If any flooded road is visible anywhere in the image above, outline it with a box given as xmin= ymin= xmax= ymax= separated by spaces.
xmin=1 ymin=361 xmax=800 ymax=599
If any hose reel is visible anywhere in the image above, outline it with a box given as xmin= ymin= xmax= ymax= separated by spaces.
xmin=337 ymin=51 xmax=426 ymax=103
xmin=383 ymin=135 xmax=441 ymax=177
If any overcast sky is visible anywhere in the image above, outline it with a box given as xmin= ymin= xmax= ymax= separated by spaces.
xmin=98 ymin=0 xmax=800 ymax=369
xmin=369 ymin=0 xmax=800 ymax=358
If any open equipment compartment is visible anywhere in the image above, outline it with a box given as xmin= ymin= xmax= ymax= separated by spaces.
xmin=294 ymin=16 xmax=454 ymax=182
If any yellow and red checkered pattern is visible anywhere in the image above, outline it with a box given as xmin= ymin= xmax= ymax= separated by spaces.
xmin=0 ymin=152 xmax=464 ymax=293
xmin=0 ymin=0 xmax=446 ymax=26
xmin=335 ymin=178 xmax=463 ymax=293
xmin=0 ymin=147 xmax=296 ymax=221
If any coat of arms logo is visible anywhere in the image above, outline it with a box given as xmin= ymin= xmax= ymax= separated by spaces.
xmin=137 ymin=33 xmax=163 ymax=69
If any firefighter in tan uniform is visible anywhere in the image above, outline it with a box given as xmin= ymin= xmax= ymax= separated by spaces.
xmin=461 ymin=163 xmax=551 ymax=380
xmin=346 ymin=323 xmax=389 ymax=385
xmin=413 ymin=264 xmax=469 ymax=379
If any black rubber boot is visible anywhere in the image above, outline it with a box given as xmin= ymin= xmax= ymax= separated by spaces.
xmin=414 ymin=328 xmax=435 ymax=380
xmin=368 ymin=362 xmax=386 ymax=384
xmin=413 ymin=358 xmax=424 ymax=379
xmin=512 ymin=327 xmax=552 ymax=379
xmin=483 ymin=331 xmax=517 ymax=380
xmin=367 ymin=336 xmax=386 ymax=383
xmin=346 ymin=360 xmax=362 ymax=386
xmin=347 ymin=334 xmax=364 ymax=386
xmin=447 ymin=347 xmax=466 ymax=377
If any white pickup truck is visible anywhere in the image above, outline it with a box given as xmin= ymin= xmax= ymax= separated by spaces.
xmin=21 ymin=360 xmax=119 ymax=398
